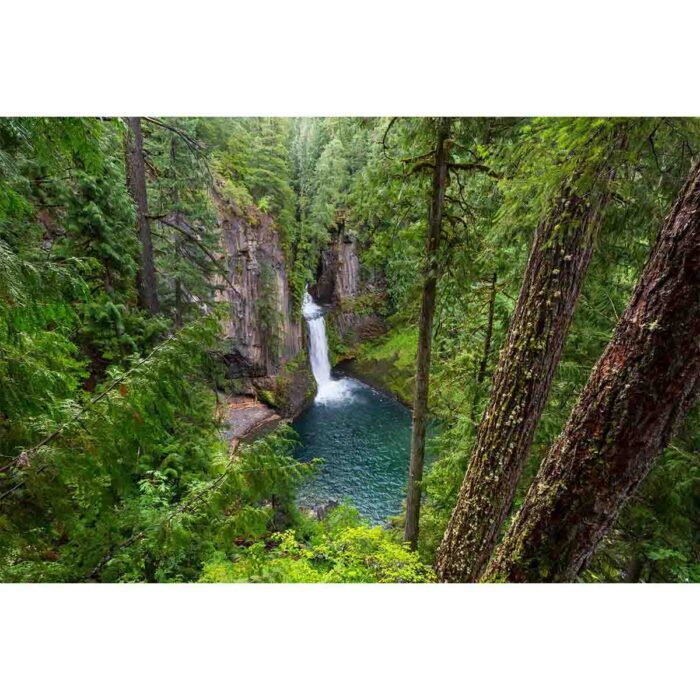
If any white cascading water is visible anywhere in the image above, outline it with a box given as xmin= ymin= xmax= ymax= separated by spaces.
xmin=302 ymin=289 xmax=354 ymax=404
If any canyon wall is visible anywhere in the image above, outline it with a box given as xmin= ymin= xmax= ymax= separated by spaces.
xmin=211 ymin=192 xmax=386 ymax=415
xmin=311 ymin=221 xmax=386 ymax=347
xmin=311 ymin=220 xmax=361 ymax=305
xmin=214 ymin=184 xmax=301 ymax=377
xmin=213 ymin=183 xmax=313 ymax=416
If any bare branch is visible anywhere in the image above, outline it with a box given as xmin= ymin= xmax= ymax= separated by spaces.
xmin=152 ymin=213 xmax=242 ymax=299
xmin=382 ymin=117 xmax=399 ymax=160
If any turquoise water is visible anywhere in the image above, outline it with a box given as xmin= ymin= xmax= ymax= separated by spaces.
xmin=293 ymin=376 xmax=413 ymax=523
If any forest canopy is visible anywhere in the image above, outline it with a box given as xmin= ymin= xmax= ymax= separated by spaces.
xmin=1 ymin=116 xmax=699 ymax=583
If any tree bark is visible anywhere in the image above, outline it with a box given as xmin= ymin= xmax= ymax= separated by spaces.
xmin=436 ymin=174 xmax=613 ymax=581
xmin=404 ymin=118 xmax=451 ymax=550
xmin=483 ymin=159 xmax=700 ymax=582
xmin=125 ymin=117 xmax=160 ymax=315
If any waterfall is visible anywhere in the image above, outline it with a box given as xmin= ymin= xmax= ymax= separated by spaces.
xmin=302 ymin=290 xmax=332 ymax=387
xmin=302 ymin=290 xmax=353 ymax=404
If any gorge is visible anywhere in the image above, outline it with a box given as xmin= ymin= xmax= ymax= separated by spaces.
xmin=295 ymin=291 xmax=413 ymax=523
xmin=213 ymin=194 xmax=414 ymax=523
xmin=3 ymin=116 xmax=698 ymax=585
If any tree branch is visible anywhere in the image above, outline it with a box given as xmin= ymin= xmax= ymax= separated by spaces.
xmin=151 ymin=213 xmax=242 ymax=298
xmin=448 ymin=161 xmax=502 ymax=179
xmin=382 ymin=117 xmax=399 ymax=160
xmin=141 ymin=117 xmax=205 ymax=154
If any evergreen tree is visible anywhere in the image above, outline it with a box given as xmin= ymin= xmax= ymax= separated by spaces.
xmin=485 ymin=157 xmax=700 ymax=582
xmin=436 ymin=119 xmax=626 ymax=581
xmin=404 ymin=117 xmax=451 ymax=549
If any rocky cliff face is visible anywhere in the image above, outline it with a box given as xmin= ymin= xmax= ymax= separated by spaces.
xmin=213 ymin=184 xmax=313 ymax=416
xmin=214 ymin=184 xmax=301 ymax=377
xmin=311 ymin=221 xmax=386 ymax=348
xmin=311 ymin=221 xmax=361 ymax=305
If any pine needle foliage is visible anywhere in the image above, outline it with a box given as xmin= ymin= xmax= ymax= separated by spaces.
xmin=2 ymin=117 xmax=700 ymax=582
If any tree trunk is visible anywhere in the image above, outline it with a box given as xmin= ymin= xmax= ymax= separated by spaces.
xmin=125 ymin=117 xmax=160 ymax=315
xmin=436 ymin=175 xmax=613 ymax=581
xmin=404 ymin=118 xmax=451 ymax=550
xmin=471 ymin=272 xmax=498 ymax=425
xmin=477 ymin=272 xmax=497 ymax=387
xmin=483 ymin=159 xmax=700 ymax=582
xmin=174 ymin=277 xmax=183 ymax=328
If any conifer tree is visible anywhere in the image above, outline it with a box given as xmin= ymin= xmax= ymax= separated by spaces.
xmin=483 ymin=157 xmax=700 ymax=582
xmin=125 ymin=117 xmax=160 ymax=315
xmin=404 ymin=117 xmax=452 ymax=549
xmin=436 ymin=120 xmax=624 ymax=581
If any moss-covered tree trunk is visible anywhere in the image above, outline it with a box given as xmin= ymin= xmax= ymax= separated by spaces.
xmin=404 ymin=118 xmax=451 ymax=550
xmin=483 ymin=159 xmax=700 ymax=582
xmin=436 ymin=179 xmax=613 ymax=581
xmin=125 ymin=117 xmax=160 ymax=315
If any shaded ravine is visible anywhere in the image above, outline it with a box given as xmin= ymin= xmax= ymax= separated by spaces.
xmin=294 ymin=292 xmax=413 ymax=523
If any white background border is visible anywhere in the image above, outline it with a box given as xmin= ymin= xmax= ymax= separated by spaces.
xmin=2 ymin=584 xmax=697 ymax=698
xmin=3 ymin=0 xmax=700 ymax=116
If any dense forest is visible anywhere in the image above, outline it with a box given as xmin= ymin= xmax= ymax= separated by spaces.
xmin=1 ymin=116 xmax=699 ymax=583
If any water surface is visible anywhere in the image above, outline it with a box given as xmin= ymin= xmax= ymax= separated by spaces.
xmin=293 ymin=376 xmax=412 ymax=523
xmin=297 ymin=290 xmax=431 ymax=523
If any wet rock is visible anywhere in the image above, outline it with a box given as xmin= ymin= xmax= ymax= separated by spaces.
xmin=214 ymin=183 xmax=302 ymax=378
xmin=310 ymin=220 xmax=360 ymax=305
xmin=314 ymin=499 xmax=340 ymax=520
xmin=220 ymin=395 xmax=282 ymax=450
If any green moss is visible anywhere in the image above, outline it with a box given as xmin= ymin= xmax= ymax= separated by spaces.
xmin=258 ymin=389 xmax=277 ymax=408
xmin=350 ymin=324 xmax=417 ymax=405
xmin=325 ymin=315 xmax=348 ymax=365
xmin=262 ymin=350 xmax=315 ymax=412
xmin=358 ymin=325 xmax=417 ymax=368
xmin=338 ymin=290 xmax=388 ymax=317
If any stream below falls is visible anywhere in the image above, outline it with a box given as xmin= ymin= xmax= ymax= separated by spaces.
xmin=293 ymin=292 xmax=414 ymax=523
